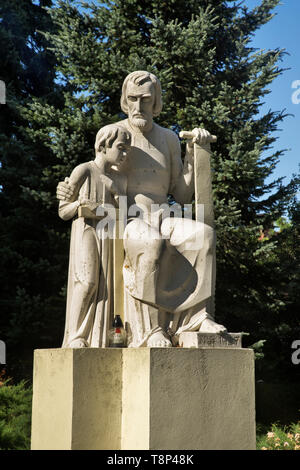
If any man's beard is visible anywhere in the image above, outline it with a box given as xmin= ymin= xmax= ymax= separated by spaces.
xmin=130 ymin=116 xmax=150 ymax=129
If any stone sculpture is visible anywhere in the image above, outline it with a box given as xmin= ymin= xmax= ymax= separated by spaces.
xmin=57 ymin=70 xmax=227 ymax=348
xmin=58 ymin=124 xmax=131 ymax=347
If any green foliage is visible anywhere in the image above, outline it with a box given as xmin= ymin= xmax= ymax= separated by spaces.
xmin=0 ymin=376 xmax=32 ymax=450
xmin=257 ymin=422 xmax=300 ymax=450
xmin=250 ymin=339 xmax=266 ymax=361
xmin=0 ymin=1 xmax=66 ymax=378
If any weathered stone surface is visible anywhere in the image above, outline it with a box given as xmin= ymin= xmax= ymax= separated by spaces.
xmin=31 ymin=348 xmax=123 ymax=450
xmin=179 ymin=332 xmax=242 ymax=348
xmin=31 ymin=347 xmax=256 ymax=450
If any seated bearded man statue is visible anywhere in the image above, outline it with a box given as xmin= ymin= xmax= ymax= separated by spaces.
xmin=57 ymin=70 xmax=227 ymax=348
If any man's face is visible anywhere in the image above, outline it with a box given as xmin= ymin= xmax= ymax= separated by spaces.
xmin=126 ymin=80 xmax=155 ymax=129
xmin=105 ymin=136 xmax=130 ymax=168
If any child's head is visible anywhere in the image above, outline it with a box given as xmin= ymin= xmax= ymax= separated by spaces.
xmin=94 ymin=124 xmax=131 ymax=167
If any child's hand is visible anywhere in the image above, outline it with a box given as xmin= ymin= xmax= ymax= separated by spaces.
xmin=78 ymin=196 xmax=99 ymax=211
xmin=78 ymin=195 xmax=91 ymax=206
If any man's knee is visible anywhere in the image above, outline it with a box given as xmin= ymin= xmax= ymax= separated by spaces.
xmin=124 ymin=224 xmax=164 ymax=269
xmin=134 ymin=237 xmax=164 ymax=266
xmin=125 ymin=218 xmax=161 ymax=242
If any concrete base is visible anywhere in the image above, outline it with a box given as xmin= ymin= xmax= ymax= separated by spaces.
xmin=31 ymin=348 xmax=122 ymax=450
xmin=31 ymin=348 xmax=256 ymax=450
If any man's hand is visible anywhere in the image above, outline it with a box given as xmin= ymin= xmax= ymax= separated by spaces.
xmin=185 ymin=128 xmax=216 ymax=153
xmin=56 ymin=177 xmax=76 ymax=201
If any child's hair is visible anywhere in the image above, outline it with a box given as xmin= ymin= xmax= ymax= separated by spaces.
xmin=95 ymin=124 xmax=131 ymax=153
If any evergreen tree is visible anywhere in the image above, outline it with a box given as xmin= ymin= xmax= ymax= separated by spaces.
xmin=2 ymin=0 xmax=299 ymax=383
xmin=0 ymin=376 xmax=32 ymax=450
xmin=0 ymin=0 xmax=66 ymax=378
xmin=253 ymin=191 xmax=300 ymax=382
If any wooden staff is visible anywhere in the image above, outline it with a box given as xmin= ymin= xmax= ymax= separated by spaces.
xmin=179 ymin=130 xmax=217 ymax=227
xmin=179 ymin=129 xmax=217 ymax=316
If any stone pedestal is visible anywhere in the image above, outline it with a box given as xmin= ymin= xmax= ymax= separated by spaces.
xmin=31 ymin=349 xmax=123 ymax=450
xmin=31 ymin=347 xmax=256 ymax=450
xmin=179 ymin=332 xmax=242 ymax=348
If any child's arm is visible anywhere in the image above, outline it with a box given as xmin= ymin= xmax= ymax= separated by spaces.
xmin=58 ymin=164 xmax=89 ymax=221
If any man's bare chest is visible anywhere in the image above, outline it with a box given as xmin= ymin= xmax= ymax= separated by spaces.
xmin=126 ymin=142 xmax=170 ymax=194
xmin=127 ymin=139 xmax=170 ymax=171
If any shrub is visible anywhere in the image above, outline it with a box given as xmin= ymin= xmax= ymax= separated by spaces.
xmin=0 ymin=371 xmax=32 ymax=450
xmin=257 ymin=422 xmax=300 ymax=450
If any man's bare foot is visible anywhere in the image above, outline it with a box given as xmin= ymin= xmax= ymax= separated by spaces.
xmin=69 ymin=338 xmax=88 ymax=348
xmin=147 ymin=329 xmax=172 ymax=348
xmin=199 ymin=318 xmax=227 ymax=334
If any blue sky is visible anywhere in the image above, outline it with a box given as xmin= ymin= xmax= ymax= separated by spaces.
xmin=244 ymin=0 xmax=300 ymax=188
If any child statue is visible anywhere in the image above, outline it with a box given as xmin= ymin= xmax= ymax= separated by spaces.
xmin=58 ymin=124 xmax=131 ymax=348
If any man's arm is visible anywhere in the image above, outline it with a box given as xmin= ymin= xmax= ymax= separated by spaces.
xmin=167 ymin=130 xmax=194 ymax=206
xmin=58 ymin=164 xmax=88 ymax=221
xmin=170 ymin=128 xmax=216 ymax=206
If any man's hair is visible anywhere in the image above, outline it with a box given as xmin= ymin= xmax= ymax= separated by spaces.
xmin=120 ymin=71 xmax=162 ymax=117
xmin=95 ymin=124 xmax=131 ymax=153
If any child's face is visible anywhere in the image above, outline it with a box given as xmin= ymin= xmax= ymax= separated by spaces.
xmin=105 ymin=137 xmax=130 ymax=168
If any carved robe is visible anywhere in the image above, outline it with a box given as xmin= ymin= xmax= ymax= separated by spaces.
xmin=59 ymin=161 xmax=116 ymax=347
